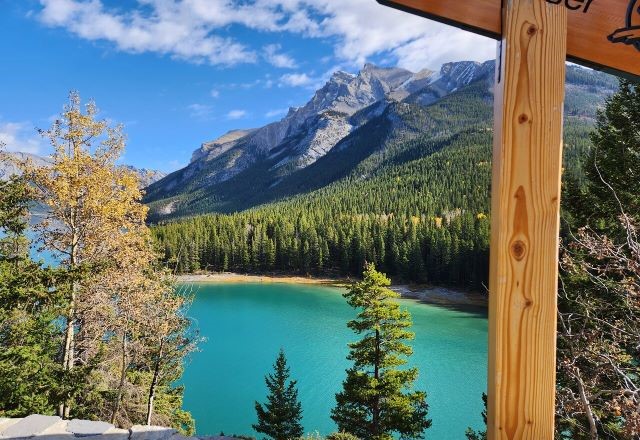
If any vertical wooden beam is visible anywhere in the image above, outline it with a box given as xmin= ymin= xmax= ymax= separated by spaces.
xmin=487 ymin=0 xmax=567 ymax=439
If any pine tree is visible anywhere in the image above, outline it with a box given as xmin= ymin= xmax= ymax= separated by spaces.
xmin=253 ymin=349 xmax=304 ymax=440
xmin=331 ymin=263 xmax=431 ymax=440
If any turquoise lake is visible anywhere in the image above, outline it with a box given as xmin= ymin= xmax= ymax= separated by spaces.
xmin=181 ymin=282 xmax=488 ymax=439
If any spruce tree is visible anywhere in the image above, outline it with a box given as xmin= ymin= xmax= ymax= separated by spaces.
xmin=0 ymin=176 xmax=68 ymax=416
xmin=564 ymin=79 xmax=640 ymax=232
xmin=331 ymin=263 xmax=431 ymax=440
xmin=253 ymin=349 xmax=304 ymax=440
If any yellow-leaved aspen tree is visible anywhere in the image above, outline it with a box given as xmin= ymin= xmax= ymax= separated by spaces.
xmin=20 ymin=92 xmax=148 ymax=418
xmin=142 ymin=276 xmax=197 ymax=432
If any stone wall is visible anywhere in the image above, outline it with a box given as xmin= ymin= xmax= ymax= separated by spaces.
xmin=0 ymin=415 xmax=234 ymax=440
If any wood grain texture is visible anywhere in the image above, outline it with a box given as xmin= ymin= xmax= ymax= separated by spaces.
xmin=378 ymin=0 xmax=640 ymax=79
xmin=487 ymin=1 xmax=566 ymax=439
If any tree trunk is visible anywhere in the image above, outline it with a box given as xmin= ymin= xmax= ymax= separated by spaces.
xmin=146 ymin=338 xmax=164 ymax=426
xmin=575 ymin=369 xmax=598 ymax=440
xmin=59 ymin=283 xmax=76 ymax=418
xmin=372 ymin=328 xmax=380 ymax=438
xmin=59 ymin=232 xmax=78 ymax=419
xmin=111 ymin=332 xmax=128 ymax=425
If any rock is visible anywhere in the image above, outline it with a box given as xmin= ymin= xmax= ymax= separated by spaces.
xmin=38 ymin=420 xmax=71 ymax=440
xmin=66 ymin=420 xmax=114 ymax=437
xmin=167 ymin=434 xmax=193 ymax=440
xmin=0 ymin=417 xmax=187 ymax=440
xmin=0 ymin=419 xmax=21 ymax=436
xmin=0 ymin=414 xmax=61 ymax=438
xmin=102 ymin=427 xmax=130 ymax=440
xmin=129 ymin=425 xmax=177 ymax=440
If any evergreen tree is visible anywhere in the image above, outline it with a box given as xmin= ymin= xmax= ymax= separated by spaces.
xmin=253 ymin=349 xmax=304 ymax=440
xmin=565 ymin=80 xmax=640 ymax=231
xmin=0 ymin=176 xmax=68 ymax=416
xmin=331 ymin=264 xmax=431 ymax=440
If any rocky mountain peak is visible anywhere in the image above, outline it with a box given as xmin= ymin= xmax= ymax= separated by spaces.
xmin=358 ymin=64 xmax=413 ymax=89
xmin=190 ymin=128 xmax=256 ymax=163
xmin=438 ymin=60 xmax=493 ymax=88
xmin=180 ymin=61 xmax=482 ymax=188
xmin=330 ymin=70 xmax=355 ymax=82
xmin=144 ymin=58 xmax=617 ymax=220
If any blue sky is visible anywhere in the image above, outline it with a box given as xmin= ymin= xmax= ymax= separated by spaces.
xmin=0 ymin=0 xmax=494 ymax=172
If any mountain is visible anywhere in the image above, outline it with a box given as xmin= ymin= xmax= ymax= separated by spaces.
xmin=0 ymin=151 xmax=167 ymax=187
xmin=122 ymin=166 xmax=168 ymax=188
xmin=0 ymin=152 xmax=49 ymax=180
xmin=144 ymin=61 xmax=617 ymax=221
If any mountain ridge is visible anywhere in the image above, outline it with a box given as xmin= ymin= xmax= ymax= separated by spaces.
xmin=0 ymin=151 xmax=167 ymax=188
xmin=144 ymin=60 xmax=617 ymax=221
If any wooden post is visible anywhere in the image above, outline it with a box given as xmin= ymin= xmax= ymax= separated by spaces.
xmin=487 ymin=0 xmax=567 ymax=439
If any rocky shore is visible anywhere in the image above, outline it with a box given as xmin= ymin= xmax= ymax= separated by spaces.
xmin=0 ymin=415 xmax=235 ymax=440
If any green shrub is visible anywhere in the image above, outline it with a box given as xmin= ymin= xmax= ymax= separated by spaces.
xmin=326 ymin=432 xmax=359 ymax=440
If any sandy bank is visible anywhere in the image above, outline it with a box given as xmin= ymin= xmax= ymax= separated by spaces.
xmin=178 ymin=272 xmax=347 ymax=286
xmin=178 ymin=273 xmax=488 ymax=308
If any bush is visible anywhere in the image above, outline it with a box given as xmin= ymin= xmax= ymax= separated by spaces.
xmin=326 ymin=432 xmax=359 ymax=440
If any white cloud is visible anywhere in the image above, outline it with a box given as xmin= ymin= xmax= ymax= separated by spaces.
xmin=279 ymin=72 xmax=314 ymax=87
xmin=210 ymin=89 xmax=220 ymax=98
xmin=226 ymin=109 xmax=247 ymax=120
xmin=392 ymin=32 xmax=496 ymax=72
xmin=307 ymin=0 xmax=495 ymax=70
xmin=263 ymin=44 xmax=297 ymax=68
xmin=38 ymin=0 xmax=257 ymax=66
xmin=36 ymin=0 xmax=495 ymax=71
xmin=0 ymin=121 xmax=46 ymax=155
xmin=187 ymin=103 xmax=214 ymax=120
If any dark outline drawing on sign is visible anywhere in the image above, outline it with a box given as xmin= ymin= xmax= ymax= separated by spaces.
xmin=608 ymin=0 xmax=640 ymax=50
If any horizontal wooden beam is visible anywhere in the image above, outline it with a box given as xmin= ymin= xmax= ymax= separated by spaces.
xmin=378 ymin=0 xmax=640 ymax=79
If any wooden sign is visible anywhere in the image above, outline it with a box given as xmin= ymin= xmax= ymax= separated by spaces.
xmin=378 ymin=0 xmax=640 ymax=78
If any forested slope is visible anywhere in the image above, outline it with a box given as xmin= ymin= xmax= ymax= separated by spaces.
xmin=151 ymin=65 xmax=617 ymax=289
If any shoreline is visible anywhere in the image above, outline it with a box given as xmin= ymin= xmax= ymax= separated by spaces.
xmin=177 ymin=273 xmax=488 ymax=308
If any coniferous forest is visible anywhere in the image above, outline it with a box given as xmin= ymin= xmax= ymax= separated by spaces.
xmin=151 ymin=75 xmax=604 ymax=290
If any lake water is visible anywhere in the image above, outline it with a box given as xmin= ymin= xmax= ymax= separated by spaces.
xmin=181 ymin=282 xmax=488 ymax=439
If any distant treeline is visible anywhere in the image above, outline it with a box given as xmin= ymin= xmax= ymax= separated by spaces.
xmin=153 ymin=209 xmax=490 ymax=289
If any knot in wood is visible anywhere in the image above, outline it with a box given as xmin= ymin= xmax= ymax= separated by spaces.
xmin=527 ymin=24 xmax=538 ymax=36
xmin=511 ymin=240 xmax=526 ymax=261
xmin=518 ymin=113 xmax=529 ymax=124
